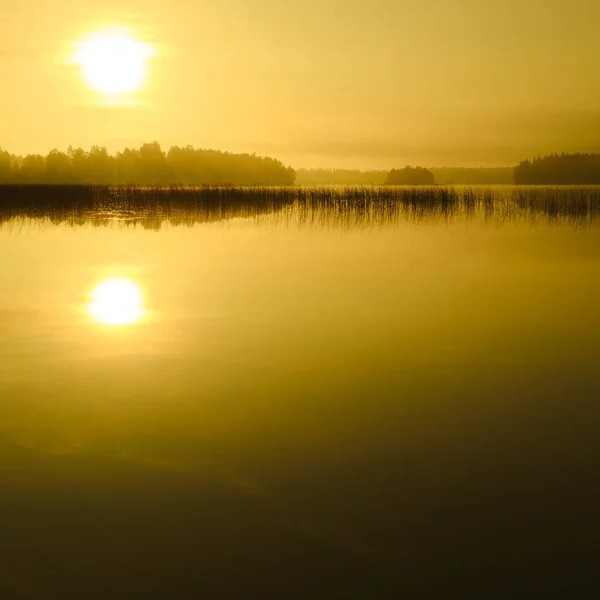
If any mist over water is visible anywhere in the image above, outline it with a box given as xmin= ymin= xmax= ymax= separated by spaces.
xmin=1 ymin=187 xmax=600 ymax=597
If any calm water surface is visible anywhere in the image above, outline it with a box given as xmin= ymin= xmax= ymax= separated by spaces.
xmin=1 ymin=199 xmax=599 ymax=598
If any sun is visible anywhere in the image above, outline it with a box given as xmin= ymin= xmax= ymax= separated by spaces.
xmin=74 ymin=29 xmax=153 ymax=95
xmin=88 ymin=278 xmax=144 ymax=326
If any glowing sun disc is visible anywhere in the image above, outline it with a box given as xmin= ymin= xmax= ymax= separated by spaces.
xmin=88 ymin=279 xmax=144 ymax=325
xmin=74 ymin=30 xmax=152 ymax=95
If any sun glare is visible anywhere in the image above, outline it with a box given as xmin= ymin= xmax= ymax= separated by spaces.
xmin=88 ymin=279 xmax=144 ymax=326
xmin=74 ymin=29 xmax=153 ymax=95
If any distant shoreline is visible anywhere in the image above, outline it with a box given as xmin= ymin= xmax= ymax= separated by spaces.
xmin=3 ymin=146 xmax=600 ymax=186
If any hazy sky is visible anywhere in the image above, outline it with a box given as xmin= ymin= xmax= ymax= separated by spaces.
xmin=1 ymin=0 xmax=599 ymax=168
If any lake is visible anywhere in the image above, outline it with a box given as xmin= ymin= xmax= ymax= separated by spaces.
xmin=1 ymin=186 xmax=599 ymax=598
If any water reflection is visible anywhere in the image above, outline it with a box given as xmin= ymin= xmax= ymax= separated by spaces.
xmin=87 ymin=278 xmax=144 ymax=326
xmin=1 ymin=185 xmax=600 ymax=229
xmin=1 ymin=186 xmax=600 ymax=597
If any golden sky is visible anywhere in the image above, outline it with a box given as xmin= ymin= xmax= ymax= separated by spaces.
xmin=1 ymin=0 xmax=599 ymax=167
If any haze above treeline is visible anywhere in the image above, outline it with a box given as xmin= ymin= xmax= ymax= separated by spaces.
xmin=2 ymin=143 xmax=600 ymax=185
xmin=2 ymin=1 xmax=600 ymax=169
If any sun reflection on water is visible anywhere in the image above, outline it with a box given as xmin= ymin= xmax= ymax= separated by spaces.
xmin=87 ymin=278 xmax=144 ymax=326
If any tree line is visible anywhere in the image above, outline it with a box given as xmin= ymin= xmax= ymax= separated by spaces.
xmin=431 ymin=167 xmax=513 ymax=185
xmin=299 ymin=156 xmax=600 ymax=185
xmin=296 ymin=166 xmax=514 ymax=185
xmin=514 ymin=153 xmax=600 ymax=185
xmin=295 ymin=168 xmax=388 ymax=185
xmin=2 ymin=145 xmax=599 ymax=186
xmin=385 ymin=166 xmax=435 ymax=185
xmin=296 ymin=167 xmax=438 ymax=186
xmin=0 ymin=143 xmax=296 ymax=186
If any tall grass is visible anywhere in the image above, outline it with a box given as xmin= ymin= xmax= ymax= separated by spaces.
xmin=1 ymin=184 xmax=599 ymax=228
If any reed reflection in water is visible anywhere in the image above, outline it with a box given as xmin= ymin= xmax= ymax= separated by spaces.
xmin=1 ymin=184 xmax=600 ymax=229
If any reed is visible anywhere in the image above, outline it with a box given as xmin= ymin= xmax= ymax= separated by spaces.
xmin=1 ymin=184 xmax=599 ymax=228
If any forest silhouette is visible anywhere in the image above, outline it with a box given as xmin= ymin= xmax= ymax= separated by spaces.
xmin=2 ymin=145 xmax=600 ymax=186
xmin=514 ymin=153 xmax=600 ymax=184
xmin=385 ymin=166 xmax=435 ymax=185
xmin=0 ymin=143 xmax=296 ymax=186
xmin=295 ymin=167 xmax=514 ymax=185
xmin=297 ymin=155 xmax=600 ymax=186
